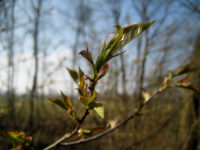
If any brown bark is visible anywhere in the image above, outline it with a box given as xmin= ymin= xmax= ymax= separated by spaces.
xmin=28 ymin=0 xmax=42 ymax=132
xmin=181 ymin=31 xmax=200 ymax=150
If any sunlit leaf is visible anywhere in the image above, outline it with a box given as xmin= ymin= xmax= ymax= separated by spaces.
xmin=175 ymin=65 xmax=195 ymax=76
xmin=48 ymin=97 xmax=67 ymax=110
xmin=8 ymin=131 xmax=32 ymax=143
xmin=87 ymin=91 xmax=98 ymax=105
xmin=116 ymin=21 xmax=155 ymax=51
xmin=142 ymin=91 xmax=152 ymax=103
xmin=171 ymin=82 xmax=200 ymax=94
xmin=108 ymin=118 xmax=119 ymax=128
xmin=78 ymin=67 xmax=85 ymax=87
xmin=67 ymin=68 xmax=78 ymax=84
xmin=95 ymin=20 xmax=155 ymax=72
xmin=89 ymin=102 xmax=104 ymax=118
xmin=60 ymin=91 xmax=72 ymax=108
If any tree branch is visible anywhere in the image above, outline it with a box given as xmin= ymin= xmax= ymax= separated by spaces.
xmin=60 ymin=113 xmax=136 ymax=147
xmin=123 ymin=96 xmax=190 ymax=150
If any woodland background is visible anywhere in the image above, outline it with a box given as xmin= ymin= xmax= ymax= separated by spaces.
xmin=0 ymin=0 xmax=200 ymax=149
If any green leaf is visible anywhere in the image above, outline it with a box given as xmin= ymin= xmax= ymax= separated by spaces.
xmin=60 ymin=91 xmax=73 ymax=108
xmin=142 ymin=91 xmax=152 ymax=103
xmin=79 ymin=91 xmax=98 ymax=106
xmin=79 ymin=96 xmax=89 ymax=106
xmin=68 ymin=109 xmax=79 ymax=121
xmin=78 ymin=67 xmax=85 ymax=87
xmin=89 ymin=102 xmax=104 ymax=118
xmin=79 ymin=47 xmax=94 ymax=64
xmin=171 ymin=82 xmax=200 ymax=94
xmin=87 ymin=91 xmax=98 ymax=105
xmin=82 ymin=129 xmax=93 ymax=135
xmin=115 ymin=20 xmax=155 ymax=52
xmin=48 ymin=97 xmax=67 ymax=110
xmin=8 ymin=131 xmax=32 ymax=143
xmin=67 ymin=68 xmax=78 ymax=84
xmin=97 ymin=62 xmax=110 ymax=80
xmin=95 ymin=20 xmax=155 ymax=72
xmin=175 ymin=65 xmax=195 ymax=76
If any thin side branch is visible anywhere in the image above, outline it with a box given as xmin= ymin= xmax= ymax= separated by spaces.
xmin=124 ymin=97 xmax=190 ymax=150
xmin=43 ymin=127 xmax=78 ymax=150
xmin=60 ymin=113 xmax=136 ymax=147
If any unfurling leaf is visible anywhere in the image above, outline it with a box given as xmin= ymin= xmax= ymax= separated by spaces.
xmin=48 ymin=97 xmax=67 ymax=110
xmin=8 ymin=131 xmax=32 ymax=143
xmin=89 ymin=102 xmax=104 ymax=118
xmin=171 ymin=82 xmax=200 ymax=94
xmin=67 ymin=68 xmax=78 ymax=83
xmin=79 ymin=47 xmax=94 ymax=64
xmin=60 ymin=91 xmax=73 ymax=109
xmin=68 ymin=109 xmax=79 ymax=121
xmin=108 ymin=118 xmax=119 ymax=128
xmin=79 ymin=91 xmax=98 ymax=106
xmin=142 ymin=91 xmax=152 ymax=103
xmin=111 ymin=50 xmax=127 ymax=59
xmin=97 ymin=62 xmax=110 ymax=80
xmin=95 ymin=20 xmax=155 ymax=72
xmin=87 ymin=91 xmax=98 ymax=104
xmin=79 ymin=96 xmax=89 ymax=106
xmin=79 ymin=127 xmax=107 ymax=136
xmin=78 ymin=67 xmax=85 ymax=87
xmin=175 ymin=65 xmax=195 ymax=76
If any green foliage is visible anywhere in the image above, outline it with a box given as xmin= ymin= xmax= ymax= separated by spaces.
xmin=159 ymin=64 xmax=200 ymax=94
xmin=48 ymin=21 xmax=155 ymax=135
xmin=95 ymin=20 xmax=155 ymax=74
xmin=8 ymin=131 xmax=32 ymax=149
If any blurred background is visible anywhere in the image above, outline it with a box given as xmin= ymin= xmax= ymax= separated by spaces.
xmin=0 ymin=0 xmax=200 ymax=149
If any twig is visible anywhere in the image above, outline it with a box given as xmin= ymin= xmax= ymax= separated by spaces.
xmin=44 ymin=69 xmax=197 ymax=149
xmin=123 ymin=97 xmax=189 ymax=150
xmin=43 ymin=127 xmax=78 ymax=150
xmin=60 ymin=113 xmax=136 ymax=147
xmin=44 ymin=79 xmax=95 ymax=150
xmin=57 ymin=91 xmax=161 ymax=147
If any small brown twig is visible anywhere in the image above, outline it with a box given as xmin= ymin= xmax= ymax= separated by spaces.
xmin=43 ymin=80 xmax=96 ymax=150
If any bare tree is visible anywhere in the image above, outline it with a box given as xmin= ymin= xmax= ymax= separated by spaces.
xmin=131 ymin=0 xmax=173 ymax=106
xmin=28 ymin=0 xmax=43 ymax=132
xmin=178 ymin=1 xmax=200 ymax=149
xmin=0 ymin=0 xmax=16 ymax=123
xmin=104 ymin=0 xmax=127 ymax=100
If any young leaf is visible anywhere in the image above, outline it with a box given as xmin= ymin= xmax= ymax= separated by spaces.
xmin=8 ymin=131 xmax=32 ymax=143
xmin=89 ymin=102 xmax=104 ymax=118
xmin=97 ymin=62 xmax=110 ymax=80
xmin=48 ymin=97 xmax=67 ymax=110
xmin=79 ymin=96 xmax=89 ymax=107
xmin=79 ymin=47 xmax=94 ymax=65
xmin=67 ymin=68 xmax=78 ymax=84
xmin=78 ymin=67 xmax=85 ymax=87
xmin=171 ymin=82 xmax=200 ymax=94
xmin=95 ymin=20 xmax=155 ymax=72
xmin=175 ymin=65 xmax=195 ymax=76
xmin=87 ymin=90 xmax=98 ymax=105
xmin=60 ymin=91 xmax=73 ymax=109
xmin=116 ymin=20 xmax=155 ymax=51
xmin=68 ymin=109 xmax=79 ymax=122
xmin=142 ymin=91 xmax=152 ymax=103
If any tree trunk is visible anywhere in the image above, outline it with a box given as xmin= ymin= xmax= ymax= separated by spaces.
xmin=7 ymin=0 xmax=16 ymax=125
xmin=181 ymin=31 xmax=200 ymax=150
xmin=28 ymin=0 xmax=42 ymax=133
